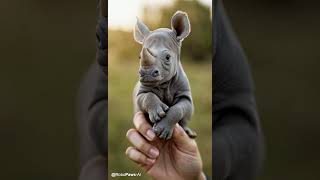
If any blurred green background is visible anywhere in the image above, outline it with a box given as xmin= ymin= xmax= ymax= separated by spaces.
xmin=223 ymin=0 xmax=320 ymax=179
xmin=108 ymin=0 xmax=212 ymax=179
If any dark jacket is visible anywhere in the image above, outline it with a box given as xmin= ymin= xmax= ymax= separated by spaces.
xmin=77 ymin=1 xmax=107 ymax=179
xmin=213 ymin=0 xmax=264 ymax=179
xmin=77 ymin=1 xmax=263 ymax=179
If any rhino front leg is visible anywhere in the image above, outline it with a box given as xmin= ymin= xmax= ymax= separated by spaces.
xmin=136 ymin=92 xmax=169 ymax=123
xmin=153 ymin=98 xmax=194 ymax=140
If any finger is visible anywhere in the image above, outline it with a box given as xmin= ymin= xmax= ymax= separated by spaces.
xmin=126 ymin=129 xmax=160 ymax=158
xmin=172 ymin=124 xmax=198 ymax=153
xmin=133 ymin=111 xmax=156 ymax=141
xmin=125 ymin=147 xmax=155 ymax=165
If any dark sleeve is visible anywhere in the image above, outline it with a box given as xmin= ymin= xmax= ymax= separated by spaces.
xmin=213 ymin=1 xmax=264 ymax=180
xmin=77 ymin=1 xmax=107 ymax=179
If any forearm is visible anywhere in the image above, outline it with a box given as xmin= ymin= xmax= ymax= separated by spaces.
xmin=88 ymin=99 xmax=107 ymax=155
xmin=136 ymin=93 xmax=161 ymax=111
xmin=77 ymin=62 xmax=107 ymax=165
xmin=213 ymin=113 xmax=263 ymax=180
xmin=78 ymin=1 xmax=107 ymax=179
xmin=170 ymin=98 xmax=193 ymax=121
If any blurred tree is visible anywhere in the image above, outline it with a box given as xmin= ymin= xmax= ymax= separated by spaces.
xmin=108 ymin=0 xmax=212 ymax=63
xmin=108 ymin=30 xmax=140 ymax=62
xmin=143 ymin=0 xmax=212 ymax=61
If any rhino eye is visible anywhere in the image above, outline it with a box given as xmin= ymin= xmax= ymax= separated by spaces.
xmin=165 ymin=54 xmax=171 ymax=60
xmin=139 ymin=55 xmax=141 ymax=59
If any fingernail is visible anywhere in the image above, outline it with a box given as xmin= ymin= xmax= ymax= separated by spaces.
xmin=146 ymin=129 xmax=155 ymax=140
xmin=149 ymin=148 xmax=159 ymax=158
xmin=146 ymin=158 xmax=155 ymax=165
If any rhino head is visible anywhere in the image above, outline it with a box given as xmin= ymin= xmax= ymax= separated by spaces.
xmin=134 ymin=11 xmax=191 ymax=87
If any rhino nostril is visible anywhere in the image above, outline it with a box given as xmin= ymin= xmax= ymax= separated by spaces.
xmin=152 ymin=70 xmax=160 ymax=77
xmin=139 ymin=69 xmax=145 ymax=77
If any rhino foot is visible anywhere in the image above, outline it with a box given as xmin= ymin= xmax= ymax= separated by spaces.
xmin=148 ymin=102 xmax=169 ymax=123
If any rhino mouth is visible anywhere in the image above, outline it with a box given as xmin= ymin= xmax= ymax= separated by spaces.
xmin=139 ymin=76 xmax=162 ymax=86
xmin=139 ymin=66 xmax=163 ymax=86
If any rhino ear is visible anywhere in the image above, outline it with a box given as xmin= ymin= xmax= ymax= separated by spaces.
xmin=134 ymin=17 xmax=150 ymax=44
xmin=171 ymin=11 xmax=191 ymax=41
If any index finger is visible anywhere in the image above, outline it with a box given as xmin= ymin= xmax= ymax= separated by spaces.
xmin=133 ymin=112 xmax=156 ymax=141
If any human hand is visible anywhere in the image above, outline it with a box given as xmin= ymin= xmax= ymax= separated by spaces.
xmin=125 ymin=112 xmax=206 ymax=180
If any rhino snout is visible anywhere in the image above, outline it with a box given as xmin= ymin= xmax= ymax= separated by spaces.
xmin=139 ymin=68 xmax=160 ymax=78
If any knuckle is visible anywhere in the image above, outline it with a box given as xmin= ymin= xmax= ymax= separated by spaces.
xmin=139 ymin=142 xmax=150 ymax=152
xmin=138 ymin=154 xmax=147 ymax=163
xmin=134 ymin=111 xmax=144 ymax=120
xmin=137 ymin=122 xmax=147 ymax=132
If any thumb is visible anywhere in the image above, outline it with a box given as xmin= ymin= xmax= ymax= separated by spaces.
xmin=172 ymin=124 xmax=197 ymax=152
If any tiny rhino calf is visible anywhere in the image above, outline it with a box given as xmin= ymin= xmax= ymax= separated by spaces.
xmin=133 ymin=11 xmax=197 ymax=140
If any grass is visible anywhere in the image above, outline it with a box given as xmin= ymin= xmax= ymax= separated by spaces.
xmin=108 ymin=52 xmax=212 ymax=179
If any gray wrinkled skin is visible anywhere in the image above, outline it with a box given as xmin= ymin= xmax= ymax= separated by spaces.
xmin=133 ymin=11 xmax=197 ymax=140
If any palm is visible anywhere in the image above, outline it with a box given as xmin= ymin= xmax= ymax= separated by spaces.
xmin=141 ymin=139 xmax=202 ymax=180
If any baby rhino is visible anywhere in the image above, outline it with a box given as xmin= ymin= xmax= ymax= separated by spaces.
xmin=133 ymin=11 xmax=196 ymax=140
